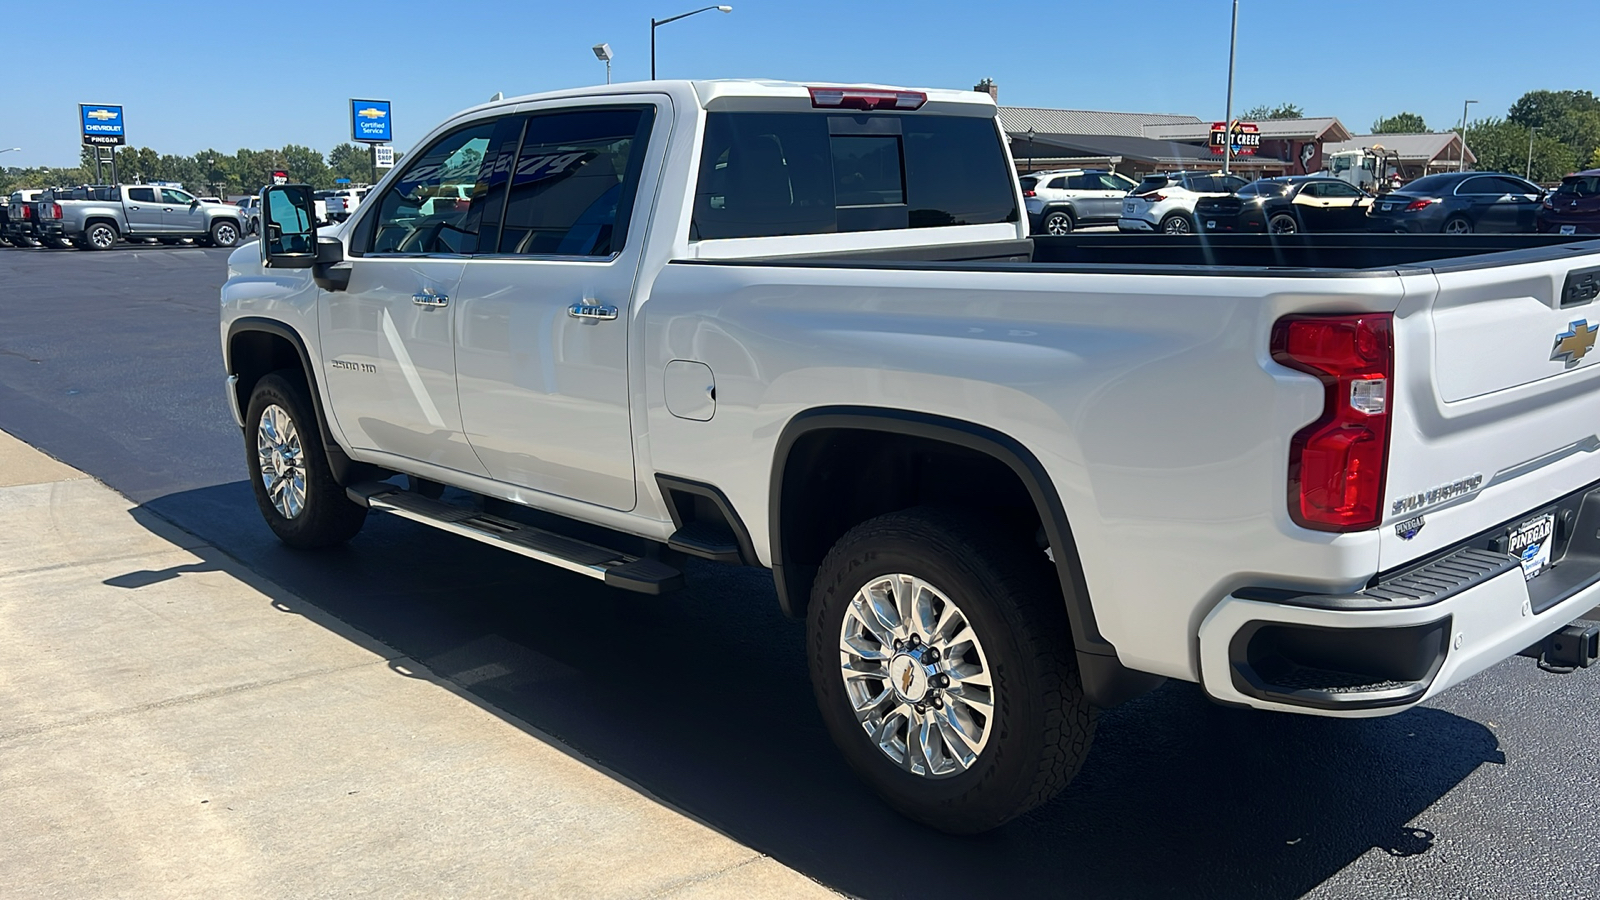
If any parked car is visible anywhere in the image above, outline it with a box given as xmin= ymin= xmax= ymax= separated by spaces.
xmin=1536 ymin=169 xmax=1600 ymax=235
xmin=1195 ymin=176 xmax=1375 ymax=234
xmin=4 ymin=189 xmax=44 ymax=246
xmin=224 ymin=78 xmax=1600 ymax=835
xmin=1119 ymin=171 xmax=1249 ymax=234
xmin=38 ymin=184 xmax=244 ymax=250
xmin=237 ymin=196 xmax=261 ymax=235
xmin=323 ymin=187 xmax=369 ymax=223
xmin=1365 ymin=171 xmax=1543 ymax=234
xmin=1021 ymin=168 xmax=1136 ymax=234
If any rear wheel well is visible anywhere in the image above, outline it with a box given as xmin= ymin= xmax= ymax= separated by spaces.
xmin=83 ymin=217 xmax=119 ymax=235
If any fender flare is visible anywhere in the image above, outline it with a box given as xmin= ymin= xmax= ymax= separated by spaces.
xmin=769 ymin=406 xmax=1162 ymax=707
xmin=225 ymin=317 xmax=365 ymax=485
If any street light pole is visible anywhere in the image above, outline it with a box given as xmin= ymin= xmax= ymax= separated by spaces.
xmin=651 ymin=5 xmax=732 ymax=80
xmin=1458 ymin=99 xmax=1478 ymax=172
xmin=1026 ymin=128 xmax=1035 ymax=173
xmin=1526 ymin=125 xmax=1540 ymax=181
xmin=1222 ymin=0 xmax=1239 ymax=175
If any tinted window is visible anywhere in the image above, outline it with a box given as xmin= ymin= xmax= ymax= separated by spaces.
xmin=368 ymin=120 xmax=496 ymax=254
xmin=1018 ymin=176 xmax=1038 ymax=192
xmin=1239 ymin=181 xmax=1287 ymax=197
xmin=1316 ymin=181 xmax=1362 ymax=198
xmin=691 ymin=112 xmax=1017 ymax=239
xmin=495 ymin=107 xmax=652 ymax=256
xmin=1185 ymin=175 xmax=1217 ymax=192
xmin=126 ymin=187 xmax=156 ymax=203
xmin=1400 ymin=174 xmax=1460 ymax=196
xmin=1050 ymin=176 xmax=1072 ymax=190
xmin=1135 ymin=175 xmax=1174 ymax=195
xmin=1091 ymin=172 xmax=1136 ymax=191
xmin=1557 ymin=175 xmax=1600 ymax=197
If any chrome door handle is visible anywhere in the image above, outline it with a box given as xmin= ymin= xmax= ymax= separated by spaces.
xmin=568 ymin=303 xmax=618 ymax=321
xmin=413 ymin=290 xmax=449 ymax=308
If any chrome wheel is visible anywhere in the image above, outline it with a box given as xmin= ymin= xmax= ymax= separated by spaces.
xmin=1044 ymin=212 xmax=1072 ymax=235
xmin=1443 ymin=217 xmax=1472 ymax=235
xmin=88 ymin=224 xmax=116 ymax=249
xmin=839 ymin=574 xmax=994 ymax=778
xmin=1161 ymin=215 xmax=1192 ymax=234
xmin=213 ymin=223 xmax=239 ymax=247
xmin=256 ymin=404 xmax=306 ymax=519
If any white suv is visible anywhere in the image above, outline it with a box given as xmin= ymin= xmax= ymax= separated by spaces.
xmin=1119 ymin=171 xmax=1249 ymax=234
xmin=1021 ymin=168 xmax=1138 ymax=235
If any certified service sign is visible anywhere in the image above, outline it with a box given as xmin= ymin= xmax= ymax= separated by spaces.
xmin=80 ymin=104 xmax=126 ymax=146
xmin=350 ymin=99 xmax=393 ymax=143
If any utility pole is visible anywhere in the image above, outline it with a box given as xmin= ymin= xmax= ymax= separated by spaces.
xmin=1526 ymin=126 xmax=1540 ymax=181
xmin=1222 ymin=0 xmax=1239 ymax=175
xmin=1458 ymin=99 xmax=1477 ymax=172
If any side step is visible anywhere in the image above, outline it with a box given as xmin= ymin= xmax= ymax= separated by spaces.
xmin=347 ymin=482 xmax=683 ymax=595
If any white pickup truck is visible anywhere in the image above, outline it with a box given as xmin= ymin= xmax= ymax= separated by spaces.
xmin=221 ymin=79 xmax=1600 ymax=833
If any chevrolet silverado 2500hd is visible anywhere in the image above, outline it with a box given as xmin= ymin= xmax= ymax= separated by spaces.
xmin=221 ymin=79 xmax=1600 ymax=833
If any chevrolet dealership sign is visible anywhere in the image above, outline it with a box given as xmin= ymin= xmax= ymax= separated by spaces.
xmin=351 ymin=99 xmax=393 ymax=143
xmin=80 ymin=104 xmax=126 ymax=146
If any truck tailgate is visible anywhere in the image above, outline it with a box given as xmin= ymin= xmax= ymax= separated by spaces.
xmin=1383 ymin=242 xmax=1600 ymax=572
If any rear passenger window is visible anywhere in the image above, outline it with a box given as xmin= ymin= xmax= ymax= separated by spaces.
xmin=127 ymin=187 xmax=156 ymax=203
xmin=495 ymin=107 xmax=654 ymax=256
xmin=692 ymin=111 xmax=1017 ymax=239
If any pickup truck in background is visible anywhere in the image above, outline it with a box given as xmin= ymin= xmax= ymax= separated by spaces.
xmin=323 ymin=187 xmax=368 ymax=223
xmin=4 ymin=189 xmax=44 ymax=246
xmin=40 ymin=184 xmax=243 ymax=250
xmin=222 ymin=79 xmax=1600 ymax=833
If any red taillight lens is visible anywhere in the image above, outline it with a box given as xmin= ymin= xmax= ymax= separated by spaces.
xmin=808 ymin=86 xmax=927 ymax=111
xmin=1271 ymin=314 xmax=1394 ymax=532
xmin=1403 ymin=198 xmax=1434 ymax=211
xmin=20 ymin=205 xmax=32 ymax=219
xmin=47 ymin=203 xmax=61 ymax=219
xmin=1142 ymin=192 xmax=1166 ymax=202
xmin=1022 ymin=190 xmax=1036 ymax=198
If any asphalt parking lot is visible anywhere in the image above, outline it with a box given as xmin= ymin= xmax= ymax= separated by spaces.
xmin=2 ymin=243 xmax=1598 ymax=899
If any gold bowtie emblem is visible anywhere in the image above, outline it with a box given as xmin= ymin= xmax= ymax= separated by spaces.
xmin=900 ymin=664 xmax=916 ymax=694
xmin=1552 ymin=320 xmax=1598 ymax=368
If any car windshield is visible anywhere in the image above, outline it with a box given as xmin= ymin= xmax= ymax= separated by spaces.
xmin=1395 ymin=174 xmax=1458 ymax=196
xmin=1556 ymin=175 xmax=1600 ymax=197
xmin=1239 ymin=181 xmax=1288 ymax=197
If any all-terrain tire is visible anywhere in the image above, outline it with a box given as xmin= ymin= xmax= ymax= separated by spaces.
xmin=807 ymin=506 xmax=1095 ymax=833
xmin=244 ymin=370 xmax=367 ymax=549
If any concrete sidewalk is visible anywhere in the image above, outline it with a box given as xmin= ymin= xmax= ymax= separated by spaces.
xmin=0 ymin=430 xmax=835 ymax=899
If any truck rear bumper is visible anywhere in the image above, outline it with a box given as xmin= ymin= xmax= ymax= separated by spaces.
xmin=1199 ymin=482 xmax=1600 ymax=717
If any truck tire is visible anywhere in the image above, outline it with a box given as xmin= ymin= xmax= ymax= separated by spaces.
xmin=244 ymin=371 xmax=368 ymax=549
xmin=41 ymin=236 xmax=71 ymax=249
xmin=210 ymin=220 xmax=240 ymax=248
xmin=1043 ymin=210 xmax=1075 ymax=235
xmin=84 ymin=222 xmax=118 ymax=251
xmin=806 ymin=506 xmax=1095 ymax=833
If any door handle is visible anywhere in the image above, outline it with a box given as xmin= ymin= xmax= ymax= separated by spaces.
xmin=568 ymin=303 xmax=618 ymax=321
xmin=412 ymin=290 xmax=449 ymax=308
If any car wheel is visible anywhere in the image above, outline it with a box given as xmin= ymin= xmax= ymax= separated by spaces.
xmin=1442 ymin=216 xmax=1473 ymax=235
xmin=1160 ymin=213 xmax=1193 ymax=234
xmin=245 ymin=371 xmax=368 ymax=549
xmin=209 ymin=220 xmax=240 ymax=248
xmin=807 ymin=506 xmax=1096 ymax=834
xmin=1043 ymin=210 xmax=1075 ymax=235
xmin=85 ymin=222 xmax=119 ymax=251
xmin=1268 ymin=213 xmax=1299 ymax=234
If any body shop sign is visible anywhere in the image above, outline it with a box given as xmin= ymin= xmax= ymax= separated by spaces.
xmin=1210 ymin=121 xmax=1259 ymax=156
xmin=80 ymin=104 xmax=126 ymax=146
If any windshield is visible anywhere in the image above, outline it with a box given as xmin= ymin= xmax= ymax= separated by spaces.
xmin=1396 ymin=174 xmax=1458 ymax=196
xmin=1556 ymin=175 xmax=1600 ymax=197
xmin=1019 ymin=176 xmax=1038 ymax=192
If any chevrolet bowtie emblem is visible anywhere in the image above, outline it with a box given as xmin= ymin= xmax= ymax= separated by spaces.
xmin=900 ymin=664 xmax=916 ymax=694
xmin=86 ymin=108 xmax=117 ymax=120
xmin=1552 ymin=319 xmax=1598 ymax=367
xmin=357 ymin=107 xmax=386 ymax=119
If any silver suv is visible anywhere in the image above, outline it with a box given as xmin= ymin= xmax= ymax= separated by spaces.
xmin=1021 ymin=168 xmax=1138 ymax=235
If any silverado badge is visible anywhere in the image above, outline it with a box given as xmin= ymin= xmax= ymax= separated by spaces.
xmin=1551 ymin=319 xmax=1598 ymax=368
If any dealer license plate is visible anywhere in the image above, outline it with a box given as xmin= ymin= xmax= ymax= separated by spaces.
xmin=1124 ymin=201 xmax=1137 ymax=213
xmin=1507 ymin=513 xmax=1555 ymax=580
xmin=1561 ymin=225 xmax=1577 ymax=235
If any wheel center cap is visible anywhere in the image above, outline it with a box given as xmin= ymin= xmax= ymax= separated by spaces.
xmin=888 ymin=653 xmax=930 ymax=703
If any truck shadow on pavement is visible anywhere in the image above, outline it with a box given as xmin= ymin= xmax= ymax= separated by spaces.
xmin=134 ymin=482 xmax=1506 ymax=900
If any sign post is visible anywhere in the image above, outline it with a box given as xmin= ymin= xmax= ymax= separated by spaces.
xmin=80 ymin=103 xmax=125 ymax=185
xmin=350 ymin=99 xmax=393 ymax=187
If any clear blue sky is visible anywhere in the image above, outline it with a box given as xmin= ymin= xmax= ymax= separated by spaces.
xmin=4 ymin=0 xmax=1594 ymax=168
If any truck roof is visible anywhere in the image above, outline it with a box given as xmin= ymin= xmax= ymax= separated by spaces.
xmin=451 ymin=78 xmax=996 ymax=124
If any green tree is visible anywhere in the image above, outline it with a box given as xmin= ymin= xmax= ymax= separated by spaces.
xmin=1372 ymin=112 xmax=1428 ymax=134
xmin=1465 ymin=117 xmax=1578 ymax=182
xmin=328 ymin=143 xmax=372 ymax=185
xmin=1243 ymin=102 xmax=1303 ymax=121
xmin=281 ymin=144 xmax=330 ymax=189
xmin=1506 ymin=89 xmax=1600 ymax=171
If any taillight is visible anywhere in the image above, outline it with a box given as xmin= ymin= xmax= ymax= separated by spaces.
xmin=1140 ymin=192 xmax=1166 ymax=202
xmin=1271 ymin=314 xmax=1393 ymax=532
xmin=1403 ymin=198 xmax=1436 ymax=212
xmin=1543 ymin=196 xmax=1555 ymax=209
xmin=1022 ymin=190 xmax=1036 ymax=198
xmin=808 ymin=86 xmax=926 ymax=111
xmin=20 ymin=205 xmax=32 ymax=219
xmin=46 ymin=203 xmax=61 ymax=219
